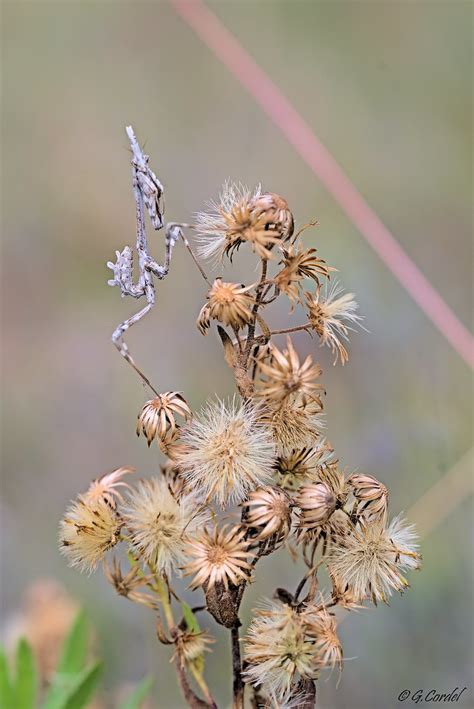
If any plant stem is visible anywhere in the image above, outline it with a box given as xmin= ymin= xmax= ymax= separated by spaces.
xmin=244 ymin=258 xmax=268 ymax=365
xmin=231 ymin=625 xmax=244 ymax=709
xmin=155 ymin=575 xmax=174 ymax=628
xmin=175 ymin=659 xmax=211 ymax=709
xmin=270 ymin=322 xmax=312 ymax=336
xmin=180 ymin=229 xmax=212 ymax=286
xmin=189 ymin=663 xmax=217 ymax=708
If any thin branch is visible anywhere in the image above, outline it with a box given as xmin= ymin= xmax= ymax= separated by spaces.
xmin=189 ymin=663 xmax=217 ymax=708
xmin=270 ymin=322 xmax=312 ymax=336
xmin=179 ymin=227 xmax=213 ymax=286
xmin=231 ymin=625 xmax=244 ymax=709
xmin=243 ymin=258 xmax=268 ymax=365
xmin=175 ymin=658 xmax=212 ymax=709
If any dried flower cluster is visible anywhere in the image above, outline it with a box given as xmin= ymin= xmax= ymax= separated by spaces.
xmin=60 ymin=145 xmax=421 ymax=709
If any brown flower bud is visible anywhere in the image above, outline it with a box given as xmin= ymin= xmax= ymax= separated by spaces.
xmin=250 ymin=192 xmax=294 ymax=241
xmin=296 ymin=482 xmax=336 ymax=529
xmin=243 ymin=486 xmax=292 ymax=541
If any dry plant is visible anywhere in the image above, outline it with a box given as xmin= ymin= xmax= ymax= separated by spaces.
xmin=59 ymin=128 xmax=421 ymax=708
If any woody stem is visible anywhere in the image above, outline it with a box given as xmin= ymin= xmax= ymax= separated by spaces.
xmin=244 ymin=258 xmax=268 ymax=366
xmin=270 ymin=322 xmax=312 ymax=336
xmin=175 ymin=659 xmax=212 ymax=709
xmin=231 ymin=625 xmax=244 ymax=709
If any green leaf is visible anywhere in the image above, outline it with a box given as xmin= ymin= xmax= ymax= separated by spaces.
xmin=180 ymin=602 xmax=200 ymax=635
xmin=13 ymin=639 xmax=37 ymax=709
xmin=43 ymin=660 xmax=103 ymax=709
xmin=56 ymin=610 xmax=88 ymax=675
xmin=0 ymin=649 xmax=14 ymax=708
xmin=118 ymin=676 xmax=154 ymax=709
xmin=190 ymin=655 xmax=205 ymax=675
xmin=62 ymin=661 xmax=103 ymax=709
xmin=43 ymin=674 xmax=73 ymax=709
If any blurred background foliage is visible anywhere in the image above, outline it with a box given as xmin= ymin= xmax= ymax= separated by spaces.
xmin=1 ymin=1 xmax=472 ymax=707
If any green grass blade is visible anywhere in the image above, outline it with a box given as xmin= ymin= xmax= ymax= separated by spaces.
xmin=0 ymin=649 xmax=14 ymax=708
xmin=13 ymin=639 xmax=37 ymax=709
xmin=56 ymin=610 xmax=88 ymax=675
xmin=118 ymin=676 xmax=154 ymax=709
xmin=62 ymin=661 xmax=103 ymax=709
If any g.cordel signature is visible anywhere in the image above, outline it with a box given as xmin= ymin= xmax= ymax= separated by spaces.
xmin=398 ymin=688 xmax=468 ymax=704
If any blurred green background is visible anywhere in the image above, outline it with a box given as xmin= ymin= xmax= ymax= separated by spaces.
xmin=1 ymin=1 xmax=472 ymax=707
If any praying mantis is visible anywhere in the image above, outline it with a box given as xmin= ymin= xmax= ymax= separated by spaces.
xmin=107 ymin=126 xmax=192 ymax=394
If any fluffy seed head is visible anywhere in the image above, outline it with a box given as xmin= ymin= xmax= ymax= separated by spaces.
xmin=174 ymin=630 xmax=214 ymax=663
xmin=262 ymin=399 xmax=325 ymax=456
xmin=243 ymin=486 xmax=292 ymax=541
xmin=328 ymin=516 xmax=421 ymax=604
xmin=197 ymin=278 xmax=254 ymax=334
xmin=256 ymin=337 xmax=324 ymax=407
xmin=184 ymin=525 xmax=253 ymax=590
xmin=195 ymin=182 xmax=287 ymax=263
xmin=243 ymin=602 xmax=319 ymax=700
xmin=123 ymin=478 xmax=208 ymax=576
xmin=303 ymin=605 xmax=343 ymax=672
xmin=85 ymin=466 xmax=134 ymax=508
xmin=175 ymin=397 xmax=275 ymax=507
xmin=59 ymin=496 xmax=122 ymax=573
xmin=160 ymin=458 xmax=187 ymax=499
xmin=305 ymin=282 xmax=363 ymax=365
xmin=136 ymin=392 xmax=192 ymax=445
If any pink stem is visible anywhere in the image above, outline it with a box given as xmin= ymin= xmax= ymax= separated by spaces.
xmin=171 ymin=0 xmax=473 ymax=369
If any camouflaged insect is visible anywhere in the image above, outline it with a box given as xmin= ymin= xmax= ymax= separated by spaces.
xmin=106 ymin=126 xmax=183 ymax=390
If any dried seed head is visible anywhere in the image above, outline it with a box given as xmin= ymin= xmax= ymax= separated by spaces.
xmin=243 ymin=602 xmax=319 ymax=701
xmin=329 ymin=575 xmax=366 ymax=611
xmin=256 ymin=338 xmax=324 ymax=407
xmin=296 ymin=508 xmax=352 ymax=558
xmin=275 ymin=244 xmax=332 ymax=308
xmin=174 ymin=397 xmax=275 ymax=508
xmin=318 ymin=463 xmax=349 ymax=509
xmin=243 ymin=486 xmax=292 ymax=541
xmin=184 ymin=525 xmax=253 ymax=590
xmin=262 ymin=399 xmax=325 ymax=456
xmin=305 ymin=283 xmax=363 ymax=365
xmin=160 ymin=458 xmax=187 ymax=498
xmin=328 ymin=516 xmax=421 ymax=604
xmin=303 ymin=606 xmax=343 ymax=672
xmin=59 ymin=496 xmax=122 ymax=573
xmin=197 ymin=278 xmax=254 ymax=334
xmin=195 ymin=182 xmax=285 ymax=263
xmin=85 ymin=466 xmax=135 ymax=508
xmin=104 ymin=557 xmax=157 ymax=608
xmin=136 ymin=392 xmax=192 ymax=446
xmin=296 ymin=482 xmax=337 ymax=529
xmin=348 ymin=473 xmax=388 ymax=520
xmin=174 ymin=630 xmax=214 ymax=663
xmin=274 ymin=444 xmax=335 ymax=491
xmin=124 ymin=478 xmax=208 ymax=576
xmin=222 ymin=203 xmax=282 ymax=260
xmin=250 ymin=191 xmax=294 ymax=242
